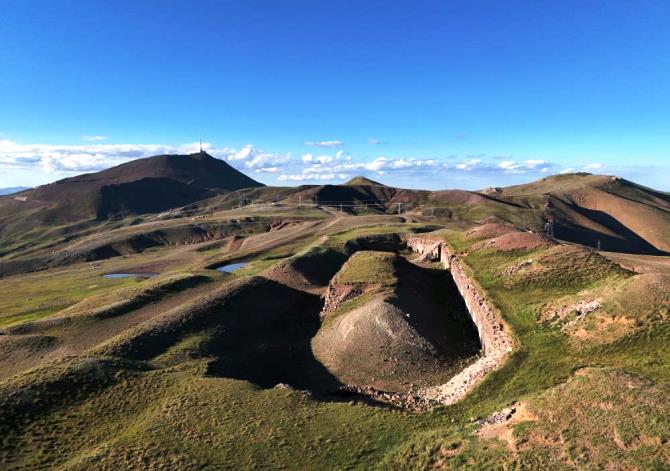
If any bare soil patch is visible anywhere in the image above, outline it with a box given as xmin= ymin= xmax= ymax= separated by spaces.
xmin=473 ymin=232 xmax=555 ymax=252
xmin=313 ymin=252 xmax=480 ymax=393
xmin=465 ymin=223 xmax=520 ymax=240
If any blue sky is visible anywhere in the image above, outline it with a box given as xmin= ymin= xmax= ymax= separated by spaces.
xmin=1 ymin=0 xmax=669 ymax=190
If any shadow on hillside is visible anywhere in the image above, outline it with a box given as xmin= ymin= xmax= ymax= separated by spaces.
xmin=558 ymin=205 xmax=667 ymax=255
xmin=203 ymin=280 xmax=342 ymax=391
xmin=389 ymin=259 xmax=481 ymax=360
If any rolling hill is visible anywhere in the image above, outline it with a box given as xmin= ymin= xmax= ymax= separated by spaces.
xmin=0 ymin=159 xmax=669 ymax=469
xmin=343 ymin=176 xmax=386 ymax=186
xmin=1 ymin=157 xmax=669 ymax=281
xmin=0 ymin=152 xmax=265 ymax=254
xmin=279 ymin=177 xmax=428 ymax=211
xmin=479 ymin=173 xmax=670 ymax=254
xmin=0 ymin=151 xmax=263 ymax=224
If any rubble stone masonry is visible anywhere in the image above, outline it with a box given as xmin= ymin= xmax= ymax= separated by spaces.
xmin=405 ymin=236 xmax=513 ymax=404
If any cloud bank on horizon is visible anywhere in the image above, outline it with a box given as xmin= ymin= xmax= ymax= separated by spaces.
xmin=0 ymin=137 xmax=618 ymax=191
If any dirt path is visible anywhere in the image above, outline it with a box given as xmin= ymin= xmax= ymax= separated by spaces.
xmin=319 ymin=215 xmax=346 ymax=231
xmin=599 ymin=251 xmax=670 ymax=274
xmin=235 ymin=220 xmax=324 ymax=255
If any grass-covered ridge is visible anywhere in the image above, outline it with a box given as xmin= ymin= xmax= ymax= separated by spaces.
xmin=384 ymin=229 xmax=668 ymax=468
xmin=0 ymin=215 xmax=668 ymax=469
xmin=333 ymin=251 xmax=398 ymax=286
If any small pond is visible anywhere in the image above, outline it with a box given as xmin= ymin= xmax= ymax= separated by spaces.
xmin=102 ymin=273 xmax=157 ymax=279
xmin=216 ymin=262 xmax=249 ymax=273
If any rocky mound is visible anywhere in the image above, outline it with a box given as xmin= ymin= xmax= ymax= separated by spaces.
xmin=320 ymin=251 xmax=397 ymax=315
xmin=313 ymin=299 xmax=455 ymax=391
xmin=312 ymin=251 xmax=480 ymax=392
xmin=539 ymin=271 xmax=670 ymax=346
xmin=473 ymin=232 xmax=555 ymax=252
xmin=262 ymin=246 xmax=348 ymax=292
xmin=262 ymin=260 xmax=318 ymax=292
xmin=466 ymin=223 xmax=520 ymax=240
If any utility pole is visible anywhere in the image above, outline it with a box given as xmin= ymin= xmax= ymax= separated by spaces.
xmin=299 ymin=195 xmax=302 ymax=206
xmin=340 ymin=203 xmax=343 ymax=213
xmin=597 ymin=239 xmax=601 ymax=251
xmin=395 ymin=203 xmax=403 ymax=214
xmin=545 ymin=220 xmax=554 ymax=238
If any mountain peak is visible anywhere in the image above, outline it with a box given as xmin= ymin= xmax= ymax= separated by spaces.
xmin=343 ymin=176 xmax=386 ymax=186
xmin=16 ymin=151 xmax=264 ymax=221
xmin=190 ymin=150 xmax=214 ymax=159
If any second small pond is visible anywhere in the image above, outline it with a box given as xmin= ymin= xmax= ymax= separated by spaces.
xmin=216 ymin=262 xmax=249 ymax=273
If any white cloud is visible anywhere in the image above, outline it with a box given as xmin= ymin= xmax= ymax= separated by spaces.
xmin=584 ymin=163 xmax=604 ymax=170
xmin=365 ymin=157 xmax=388 ymax=171
xmin=0 ymin=139 xmax=179 ymax=173
xmin=450 ymin=157 xmax=556 ymax=175
xmin=456 ymin=158 xmax=481 ymax=170
xmin=304 ymin=140 xmax=344 ymax=148
xmin=0 ymin=139 xmax=289 ymax=175
xmin=0 ymin=136 xmax=570 ymax=188
xmin=560 ymin=168 xmax=575 ymax=174
xmin=227 ymin=145 xmax=253 ymax=161
xmin=278 ymin=173 xmax=344 ymax=182
xmin=497 ymin=160 xmax=516 ymax=170
xmin=495 ymin=159 xmax=549 ymax=173
xmin=525 ymin=159 xmax=545 ymax=166
xmin=254 ymin=167 xmax=281 ymax=173
xmin=367 ymin=137 xmax=382 ymax=145
xmin=81 ymin=135 xmax=107 ymax=142
xmin=244 ymin=151 xmax=290 ymax=170
xmin=291 ymin=153 xmax=440 ymax=184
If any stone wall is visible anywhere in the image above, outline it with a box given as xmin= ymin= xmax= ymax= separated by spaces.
xmin=321 ymin=283 xmax=363 ymax=318
xmin=405 ymin=235 xmax=513 ymax=405
xmin=442 ymin=250 xmax=511 ymax=358
xmin=405 ymin=236 xmax=442 ymax=261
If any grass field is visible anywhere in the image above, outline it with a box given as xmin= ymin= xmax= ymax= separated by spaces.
xmin=0 ymin=207 xmax=668 ymax=469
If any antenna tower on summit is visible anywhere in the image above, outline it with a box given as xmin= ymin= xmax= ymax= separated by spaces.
xmin=199 ymin=138 xmax=203 ymax=153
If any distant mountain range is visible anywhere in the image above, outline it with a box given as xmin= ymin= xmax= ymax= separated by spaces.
xmin=1 ymin=152 xmax=668 ymax=258
xmin=0 ymin=187 xmax=29 ymax=196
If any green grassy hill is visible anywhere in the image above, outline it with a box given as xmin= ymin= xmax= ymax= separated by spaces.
xmin=0 ymin=214 xmax=667 ymax=469
xmin=0 ymin=158 xmax=669 ymax=469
